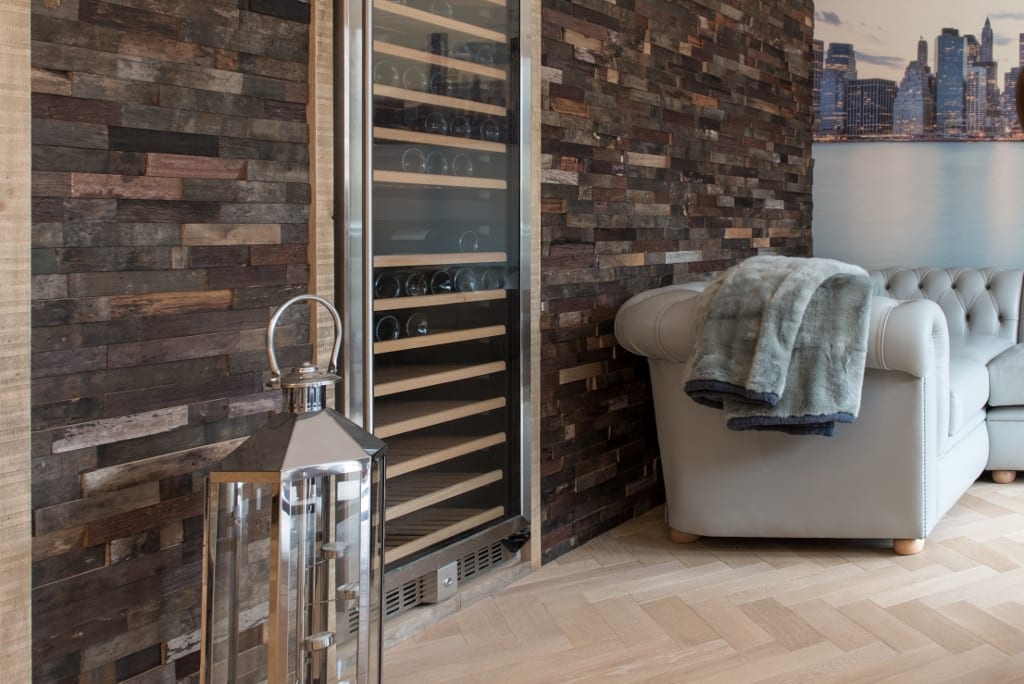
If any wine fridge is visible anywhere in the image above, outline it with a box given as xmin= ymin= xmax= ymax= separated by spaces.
xmin=336 ymin=0 xmax=533 ymax=618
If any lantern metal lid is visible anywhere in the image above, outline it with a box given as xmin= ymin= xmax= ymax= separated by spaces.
xmin=209 ymin=293 xmax=386 ymax=482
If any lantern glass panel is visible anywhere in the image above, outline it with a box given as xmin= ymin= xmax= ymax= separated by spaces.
xmin=202 ymin=462 xmax=374 ymax=684
xmin=204 ymin=481 xmax=276 ymax=683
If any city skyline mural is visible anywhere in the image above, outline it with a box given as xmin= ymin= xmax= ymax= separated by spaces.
xmin=813 ymin=2 xmax=1024 ymax=139
xmin=812 ymin=2 xmax=1024 ymax=271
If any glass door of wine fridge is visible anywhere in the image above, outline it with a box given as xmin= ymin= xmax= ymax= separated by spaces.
xmin=343 ymin=0 xmax=530 ymax=590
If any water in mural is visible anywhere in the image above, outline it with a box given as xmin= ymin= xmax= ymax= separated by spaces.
xmin=811 ymin=1 xmax=1024 ymax=268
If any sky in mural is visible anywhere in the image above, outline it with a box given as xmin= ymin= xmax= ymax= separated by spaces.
xmin=814 ymin=1 xmax=1024 ymax=82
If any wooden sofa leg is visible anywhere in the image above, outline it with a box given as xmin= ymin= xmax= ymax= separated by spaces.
xmin=669 ymin=528 xmax=701 ymax=544
xmin=893 ymin=538 xmax=925 ymax=555
xmin=992 ymin=470 xmax=1017 ymax=484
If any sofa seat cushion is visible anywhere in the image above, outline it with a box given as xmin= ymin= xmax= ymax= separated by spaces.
xmin=988 ymin=343 xmax=1024 ymax=407
xmin=949 ymin=357 xmax=989 ymax=437
xmin=950 ymin=335 xmax=1014 ymax=366
xmin=987 ymin=406 xmax=1024 ymax=469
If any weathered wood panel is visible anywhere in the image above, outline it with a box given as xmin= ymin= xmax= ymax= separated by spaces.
xmin=538 ymin=0 xmax=816 ymax=561
xmin=30 ymin=0 xmax=312 ymax=679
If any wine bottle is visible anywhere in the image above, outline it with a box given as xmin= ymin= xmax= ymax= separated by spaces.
xmin=425 ymin=150 xmax=450 ymax=175
xmin=374 ymin=314 xmax=401 ymax=342
xmin=453 ymin=267 xmax=480 ymax=292
xmin=450 ymin=115 xmax=473 ymax=138
xmin=479 ymin=117 xmax=502 ymax=142
xmin=451 ymin=153 xmax=474 ymax=177
xmin=373 ymin=271 xmax=402 ymax=299
xmin=402 ymin=65 xmax=428 ymax=92
xmin=430 ymin=270 xmax=454 ymax=294
xmin=372 ymin=60 xmax=400 ymax=87
xmin=422 ymin=110 xmax=449 ymax=136
xmin=373 ymin=146 xmax=427 ymax=173
xmin=480 ymin=267 xmax=505 ymax=291
xmin=404 ymin=312 xmax=429 ymax=337
xmin=429 ymin=71 xmax=457 ymax=97
xmin=401 ymin=271 xmax=429 ymax=297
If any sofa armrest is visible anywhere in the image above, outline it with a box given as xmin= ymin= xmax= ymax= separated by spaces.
xmin=616 ymin=288 xmax=950 ymax=381
xmin=613 ymin=283 xmax=706 ymax=363
xmin=865 ymin=297 xmax=950 ymax=378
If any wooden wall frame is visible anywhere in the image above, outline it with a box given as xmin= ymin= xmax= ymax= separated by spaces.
xmin=0 ymin=0 xmax=33 ymax=678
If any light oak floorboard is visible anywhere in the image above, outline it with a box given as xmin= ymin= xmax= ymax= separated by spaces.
xmin=384 ymin=481 xmax=1024 ymax=682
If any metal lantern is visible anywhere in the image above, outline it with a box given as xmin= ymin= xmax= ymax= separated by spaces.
xmin=200 ymin=295 xmax=385 ymax=684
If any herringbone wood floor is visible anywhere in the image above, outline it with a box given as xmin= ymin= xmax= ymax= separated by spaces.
xmin=384 ymin=478 xmax=1024 ymax=683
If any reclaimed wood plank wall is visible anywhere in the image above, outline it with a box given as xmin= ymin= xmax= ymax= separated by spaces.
xmin=538 ymin=0 xmax=816 ymax=561
xmin=24 ymin=0 xmax=817 ymax=677
xmin=29 ymin=0 xmax=313 ymax=680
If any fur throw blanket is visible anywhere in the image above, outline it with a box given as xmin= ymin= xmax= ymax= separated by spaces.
xmin=683 ymin=256 xmax=873 ymax=436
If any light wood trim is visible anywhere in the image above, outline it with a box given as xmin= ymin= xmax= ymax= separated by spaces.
xmin=374 ymin=324 xmax=506 ymax=354
xmin=385 ymin=433 xmax=506 ymax=477
xmin=1 ymin=0 xmax=32 ymax=678
xmin=461 ymin=0 xmax=507 ymax=8
xmin=373 ymin=84 xmax=506 ymax=117
xmin=385 ymin=506 xmax=505 ymax=562
xmin=373 ymin=41 xmax=506 ymax=81
xmin=374 ymin=251 xmax=506 ymax=268
xmin=386 ymin=469 xmax=503 ymax=521
xmin=374 ymin=169 xmax=507 ymax=190
xmin=375 ymin=0 xmax=506 ymax=43
xmin=526 ymin=0 xmax=542 ymax=569
xmin=374 ymin=288 xmax=506 ymax=312
xmin=374 ymin=126 xmax=506 ymax=153
xmin=374 ymin=361 xmax=506 ymax=396
xmin=374 ymin=397 xmax=506 ymax=438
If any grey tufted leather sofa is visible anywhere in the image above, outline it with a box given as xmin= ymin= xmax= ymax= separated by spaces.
xmin=614 ymin=266 xmax=1024 ymax=554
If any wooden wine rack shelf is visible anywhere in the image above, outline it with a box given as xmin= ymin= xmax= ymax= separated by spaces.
xmin=374 ymin=288 xmax=506 ymax=312
xmin=374 ymin=127 xmax=506 ymax=154
xmin=374 ymin=84 xmax=506 ymax=118
xmin=374 ymin=324 xmax=505 ymax=354
xmin=385 ymin=506 xmax=505 ymax=563
xmin=375 ymin=0 xmax=506 ymax=43
xmin=374 ymin=251 xmax=506 ymax=268
xmin=374 ymin=360 xmax=506 ymax=396
xmin=386 ymin=469 xmax=503 ymax=521
xmin=374 ymin=396 xmax=506 ymax=438
xmin=384 ymin=432 xmax=506 ymax=477
xmin=374 ymin=169 xmax=507 ymax=190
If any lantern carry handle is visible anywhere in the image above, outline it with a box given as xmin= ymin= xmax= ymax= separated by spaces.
xmin=266 ymin=294 xmax=343 ymax=384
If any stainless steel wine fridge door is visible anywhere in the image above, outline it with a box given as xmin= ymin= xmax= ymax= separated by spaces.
xmin=344 ymin=0 xmax=530 ymax=584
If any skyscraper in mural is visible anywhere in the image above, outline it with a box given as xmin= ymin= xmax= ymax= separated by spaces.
xmin=894 ymin=38 xmax=935 ymax=136
xmin=965 ymin=65 xmax=987 ymax=134
xmin=813 ymin=39 xmax=824 ymax=134
xmin=820 ymin=43 xmax=856 ymax=136
xmin=936 ymin=28 xmax=966 ymax=135
xmin=965 ymin=34 xmax=980 ymax=65
xmin=981 ymin=17 xmax=994 ymax=62
xmin=1004 ymin=67 xmax=1021 ymax=132
xmin=847 ymin=79 xmax=898 ymax=135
